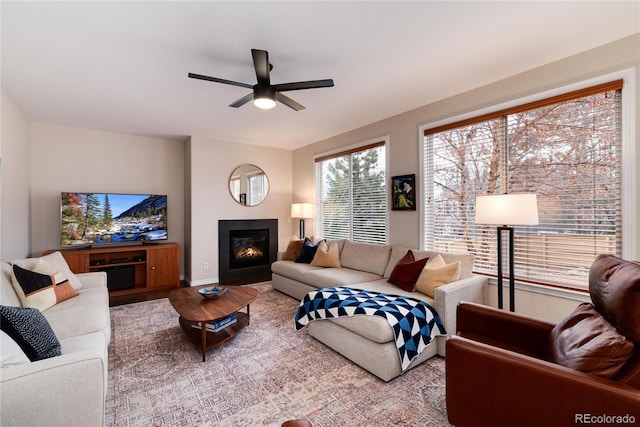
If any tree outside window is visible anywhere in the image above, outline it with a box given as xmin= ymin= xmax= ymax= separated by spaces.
xmin=315 ymin=142 xmax=386 ymax=244
xmin=423 ymin=82 xmax=622 ymax=290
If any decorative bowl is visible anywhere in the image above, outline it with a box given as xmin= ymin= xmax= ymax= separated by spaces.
xmin=198 ymin=285 xmax=228 ymax=299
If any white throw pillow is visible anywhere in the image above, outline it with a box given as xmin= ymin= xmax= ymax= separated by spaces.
xmin=40 ymin=252 xmax=83 ymax=290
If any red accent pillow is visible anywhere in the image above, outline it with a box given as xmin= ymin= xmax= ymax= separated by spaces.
xmin=387 ymin=250 xmax=429 ymax=292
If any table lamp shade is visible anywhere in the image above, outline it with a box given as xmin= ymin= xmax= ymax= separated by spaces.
xmin=475 ymin=193 xmax=539 ymax=226
xmin=291 ymin=203 xmax=313 ymax=219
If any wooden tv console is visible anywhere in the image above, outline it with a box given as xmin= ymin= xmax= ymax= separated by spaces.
xmin=44 ymin=242 xmax=180 ymax=296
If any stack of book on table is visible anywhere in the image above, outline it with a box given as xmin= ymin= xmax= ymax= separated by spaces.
xmin=192 ymin=314 xmax=237 ymax=332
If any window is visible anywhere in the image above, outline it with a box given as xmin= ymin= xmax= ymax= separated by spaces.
xmin=422 ymin=80 xmax=623 ymax=290
xmin=315 ymin=140 xmax=387 ymax=244
xmin=247 ymin=172 xmax=268 ymax=206
xmin=229 ymin=175 xmax=240 ymax=200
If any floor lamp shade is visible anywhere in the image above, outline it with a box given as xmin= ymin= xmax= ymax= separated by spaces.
xmin=475 ymin=193 xmax=539 ymax=312
xmin=475 ymin=193 xmax=539 ymax=226
xmin=291 ymin=203 xmax=313 ymax=239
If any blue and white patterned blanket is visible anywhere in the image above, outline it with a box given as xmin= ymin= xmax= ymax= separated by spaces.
xmin=294 ymin=286 xmax=447 ymax=372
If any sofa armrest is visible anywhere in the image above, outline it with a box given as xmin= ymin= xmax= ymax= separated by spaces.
xmin=456 ymin=301 xmax=555 ymax=358
xmin=77 ymin=271 xmax=107 ymax=289
xmin=1 ymin=352 xmax=106 ymax=426
xmin=433 ymin=275 xmax=488 ymax=336
xmin=446 ymin=335 xmax=640 ymax=427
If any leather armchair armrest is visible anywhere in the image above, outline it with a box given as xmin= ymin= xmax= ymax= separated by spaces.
xmin=456 ymin=301 xmax=555 ymax=358
xmin=446 ymin=335 xmax=640 ymax=427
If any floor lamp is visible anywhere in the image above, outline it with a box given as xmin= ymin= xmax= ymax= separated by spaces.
xmin=475 ymin=193 xmax=539 ymax=312
xmin=291 ymin=203 xmax=313 ymax=239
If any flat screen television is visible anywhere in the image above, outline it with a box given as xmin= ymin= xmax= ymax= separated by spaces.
xmin=60 ymin=192 xmax=168 ymax=247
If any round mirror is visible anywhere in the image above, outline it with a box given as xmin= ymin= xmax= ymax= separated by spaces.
xmin=229 ymin=164 xmax=270 ymax=206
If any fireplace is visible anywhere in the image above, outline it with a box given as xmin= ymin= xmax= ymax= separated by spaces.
xmin=219 ymin=219 xmax=277 ymax=285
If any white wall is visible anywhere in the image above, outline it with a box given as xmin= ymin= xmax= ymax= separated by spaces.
xmin=1 ymin=89 xmax=31 ymax=260
xmin=187 ymin=136 xmax=292 ymax=285
xmin=293 ymin=34 xmax=640 ymax=323
xmin=29 ymin=124 xmax=186 ymax=275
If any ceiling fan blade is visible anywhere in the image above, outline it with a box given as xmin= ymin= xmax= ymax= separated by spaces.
xmin=276 ymin=92 xmax=305 ymax=111
xmin=229 ymin=92 xmax=254 ymax=108
xmin=274 ymin=79 xmax=334 ymax=92
xmin=251 ymin=49 xmax=270 ymax=86
xmin=188 ymin=73 xmax=253 ymax=89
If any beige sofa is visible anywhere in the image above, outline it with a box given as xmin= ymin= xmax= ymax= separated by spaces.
xmin=272 ymin=239 xmax=488 ymax=381
xmin=0 ymin=252 xmax=110 ymax=427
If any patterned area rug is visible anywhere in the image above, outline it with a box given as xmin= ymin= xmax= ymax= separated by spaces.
xmin=106 ymin=283 xmax=451 ymax=427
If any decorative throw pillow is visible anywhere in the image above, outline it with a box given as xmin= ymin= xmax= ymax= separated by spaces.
xmin=310 ymin=241 xmax=341 ymax=268
xmin=544 ymin=303 xmax=634 ymax=379
xmin=283 ymin=238 xmax=305 ymax=261
xmin=295 ymin=238 xmax=323 ymax=264
xmin=40 ymin=251 xmax=83 ymax=290
xmin=387 ymin=250 xmax=429 ymax=292
xmin=11 ymin=261 xmax=79 ymax=312
xmin=416 ymin=255 xmax=462 ymax=298
xmin=0 ymin=305 xmax=62 ymax=361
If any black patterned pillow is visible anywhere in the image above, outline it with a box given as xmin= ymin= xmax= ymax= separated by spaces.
xmin=0 ymin=305 xmax=61 ymax=361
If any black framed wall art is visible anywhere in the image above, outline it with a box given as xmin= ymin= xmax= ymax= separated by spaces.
xmin=391 ymin=174 xmax=416 ymax=210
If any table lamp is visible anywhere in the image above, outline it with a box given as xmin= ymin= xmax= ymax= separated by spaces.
xmin=291 ymin=203 xmax=313 ymax=239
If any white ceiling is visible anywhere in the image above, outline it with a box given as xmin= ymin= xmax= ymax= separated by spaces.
xmin=2 ymin=1 xmax=639 ymax=150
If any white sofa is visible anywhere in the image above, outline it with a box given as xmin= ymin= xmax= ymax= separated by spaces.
xmin=0 ymin=252 xmax=110 ymax=427
xmin=272 ymin=239 xmax=488 ymax=381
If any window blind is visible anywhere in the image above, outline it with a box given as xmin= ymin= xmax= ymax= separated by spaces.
xmin=315 ymin=142 xmax=387 ymax=244
xmin=423 ymin=81 xmax=622 ymax=290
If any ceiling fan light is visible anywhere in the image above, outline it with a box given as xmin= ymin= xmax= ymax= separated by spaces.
xmin=254 ymin=97 xmax=276 ymax=109
xmin=253 ymin=85 xmax=276 ymax=109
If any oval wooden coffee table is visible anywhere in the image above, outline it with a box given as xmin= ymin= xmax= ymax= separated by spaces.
xmin=168 ymin=285 xmax=259 ymax=362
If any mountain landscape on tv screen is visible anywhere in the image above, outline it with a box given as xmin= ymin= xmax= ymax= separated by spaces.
xmin=61 ymin=193 xmax=167 ymax=246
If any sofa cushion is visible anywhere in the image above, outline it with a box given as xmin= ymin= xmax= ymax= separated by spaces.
xmin=310 ymin=241 xmax=341 ymax=268
xmin=295 ymin=238 xmax=322 ymax=264
xmin=302 ymin=268 xmax=382 ymax=289
xmin=283 ymin=238 xmax=305 ymax=261
xmin=271 ymin=260 xmax=323 ymax=282
xmin=387 ymin=250 xmax=429 ymax=292
xmin=0 ymin=305 xmax=62 ymax=361
xmin=416 ymin=255 xmax=461 ymax=298
xmin=588 ymin=254 xmax=640 ymax=343
xmin=347 ymin=279 xmax=435 ymax=305
xmin=340 ymin=240 xmax=391 ymax=276
xmin=0 ymin=330 xmax=30 ymax=368
xmin=544 ymin=303 xmax=634 ymax=379
xmin=43 ymin=294 xmax=110 ymax=341
xmin=11 ymin=264 xmax=78 ymax=312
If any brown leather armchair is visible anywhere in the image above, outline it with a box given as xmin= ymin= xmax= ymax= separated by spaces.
xmin=446 ymin=255 xmax=640 ymax=427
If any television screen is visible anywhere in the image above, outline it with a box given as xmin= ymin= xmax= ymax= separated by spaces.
xmin=61 ymin=192 xmax=168 ymax=247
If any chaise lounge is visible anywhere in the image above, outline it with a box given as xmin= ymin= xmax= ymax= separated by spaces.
xmin=272 ymin=239 xmax=488 ymax=381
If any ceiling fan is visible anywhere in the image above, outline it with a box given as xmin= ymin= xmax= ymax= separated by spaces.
xmin=188 ymin=49 xmax=334 ymax=111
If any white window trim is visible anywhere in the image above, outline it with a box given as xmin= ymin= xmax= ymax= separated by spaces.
xmin=418 ymin=68 xmax=637 ymax=298
xmin=314 ymin=136 xmax=390 ymax=244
